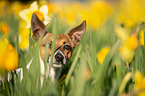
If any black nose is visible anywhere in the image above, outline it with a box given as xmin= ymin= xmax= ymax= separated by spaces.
xmin=55 ymin=53 xmax=64 ymax=62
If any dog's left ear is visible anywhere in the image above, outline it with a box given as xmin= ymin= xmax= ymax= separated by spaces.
xmin=67 ymin=20 xmax=86 ymax=47
xmin=31 ymin=13 xmax=49 ymax=41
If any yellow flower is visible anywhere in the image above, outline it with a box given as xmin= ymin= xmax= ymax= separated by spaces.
xmin=114 ymin=25 xmax=129 ymax=41
xmin=118 ymin=0 xmax=145 ymax=28
xmin=18 ymin=20 xmax=30 ymax=50
xmin=81 ymin=1 xmax=113 ymax=29
xmin=134 ymin=71 xmax=145 ymax=96
xmin=0 ymin=38 xmax=9 ymax=53
xmin=97 ymin=47 xmax=110 ymax=64
xmin=119 ymin=33 xmax=138 ymax=63
xmin=125 ymin=33 xmax=138 ymax=50
xmin=139 ymin=30 xmax=144 ymax=46
xmin=3 ymin=48 xmax=18 ymax=71
xmin=0 ymin=21 xmax=10 ymax=36
xmin=119 ymin=72 xmax=132 ymax=93
xmin=19 ymin=1 xmax=50 ymax=28
xmin=115 ymin=25 xmax=138 ymax=62
xmin=19 ymin=36 xmax=29 ymax=50
xmin=0 ymin=38 xmax=19 ymax=71
xmin=119 ymin=45 xmax=134 ymax=63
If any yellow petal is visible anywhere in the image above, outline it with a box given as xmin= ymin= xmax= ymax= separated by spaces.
xmin=119 ymin=72 xmax=132 ymax=93
xmin=125 ymin=33 xmax=138 ymax=50
xmin=114 ymin=25 xmax=129 ymax=41
xmin=119 ymin=45 xmax=134 ymax=63
xmin=139 ymin=30 xmax=144 ymax=46
xmin=134 ymin=70 xmax=144 ymax=88
xmin=97 ymin=47 xmax=110 ymax=64
xmin=19 ymin=37 xmax=29 ymax=50
xmin=35 ymin=10 xmax=44 ymax=21
xmin=30 ymin=1 xmax=38 ymax=12
xmin=3 ymin=49 xmax=18 ymax=71
xmin=19 ymin=9 xmax=30 ymax=21
xmin=0 ymin=38 xmax=9 ymax=52
xmin=39 ymin=5 xmax=48 ymax=15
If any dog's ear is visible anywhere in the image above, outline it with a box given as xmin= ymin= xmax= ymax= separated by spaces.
xmin=31 ymin=13 xmax=48 ymax=41
xmin=67 ymin=20 xmax=86 ymax=47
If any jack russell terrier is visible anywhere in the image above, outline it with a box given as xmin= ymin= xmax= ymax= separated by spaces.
xmin=15 ymin=13 xmax=86 ymax=85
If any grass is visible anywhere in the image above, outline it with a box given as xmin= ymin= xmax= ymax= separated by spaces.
xmin=0 ymin=13 xmax=145 ymax=96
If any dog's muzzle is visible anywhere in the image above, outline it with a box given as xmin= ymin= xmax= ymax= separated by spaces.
xmin=47 ymin=50 xmax=66 ymax=68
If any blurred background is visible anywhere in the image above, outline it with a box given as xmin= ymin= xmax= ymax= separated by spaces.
xmin=0 ymin=0 xmax=145 ymax=96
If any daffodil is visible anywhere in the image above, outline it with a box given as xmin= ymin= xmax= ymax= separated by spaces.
xmin=117 ymin=0 xmax=145 ymax=28
xmin=81 ymin=1 xmax=113 ymax=29
xmin=119 ymin=72 xmax=132 ymax=93
xmin=134 ymin=71 xmax=145 ymax=96
xmin=0 ymin=38 xmax=18 ymax=71
xmin=119 ymin=45 xmax=134 ymax=63
xmin=119 ymin=33 xmax=138 ymax=63
xmin=0 ymin=21 xmax=10 ymax=36
xmin=125 ymin=33 xmax=138 ymax=50
xmin=115 ymin=25 xmax=139 ymax=63
xmin=97 ymin=47 xmax=110 ymax=64
xmin=18 ymin=20 xmax=30 ymax=50
xmin=19 ymin=36 xmax=29 ymax=50
xmin=19 ymin=1 xmax=50 ymax=28
xmin=114 ymin=25 xmax=129 ymax=41
xmin=139 ymin=30 xmax=144 ymax=46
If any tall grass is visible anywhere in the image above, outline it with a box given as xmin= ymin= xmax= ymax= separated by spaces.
xmin=0 ymin=14 xmax=145 ymax=96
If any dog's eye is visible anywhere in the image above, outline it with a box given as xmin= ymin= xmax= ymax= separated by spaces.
xmin=49 ymin=43 xmax=52 ymax=48
xmin=64 ymin=45 xmax=72 ymax=50
xmin=42 ymin=43 xmax=52 ymax=48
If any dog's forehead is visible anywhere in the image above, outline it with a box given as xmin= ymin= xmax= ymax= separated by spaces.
xmin=41 ymin=33 xmax=73 ymax=46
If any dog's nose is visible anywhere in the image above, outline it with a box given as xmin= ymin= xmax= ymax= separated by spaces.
xmin=55 ymin=53 xmax=64 ymax=62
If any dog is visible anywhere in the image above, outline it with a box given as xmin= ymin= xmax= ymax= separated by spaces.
xmin=15 ymin=13 xmax=86 ymax=86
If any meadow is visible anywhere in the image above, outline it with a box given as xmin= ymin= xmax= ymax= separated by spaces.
xmin=0 ymin=0 xmax=145 ymax=96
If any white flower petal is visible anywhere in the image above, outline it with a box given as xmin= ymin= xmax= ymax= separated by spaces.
xmin=19 ymin=9 xmax=30 ymax=21
xmin=30 ymin=1 xmax=38 ymax=12
xmin=25 ymin=21 xmax=31 ymax=29
xmin=39 ymin=5 xmax=48 ymax=15
xmin=44 ymin=15 xmax=51 ymax=25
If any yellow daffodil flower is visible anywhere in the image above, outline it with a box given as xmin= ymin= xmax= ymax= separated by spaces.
xmin=125 ymin=33 xmax=138 ymax=50
xmin=139 ymin=30 xmax=144 ymax=46
xmin=97 ymin=47 xmax=110 ymax=64
xmin=114 ymin=25 xmax=129 ymax=41
xmin=19 ymin=1 xmax=50 ymax=28
xmin=119 ymin=33 xmax=138 ymax=63
xmin=3 ymin=48 xmax=18 ymax=71
xmin=18 ymin=20 xmax=30 ymax=50
xmin=134 ymin=71 xmax=145 ymax=96
xmin=82 ymin=1 xmax=113 ymax=29
xmin=119 ymin=72 xmax=132 ymax=93
xmin=19 ymin=36 xmax=29 ymax=50
xmin=115 ymin=25 xmax=139 ymax=63
xmin=0 ymin=21 xmax=10 ymax=36
xmin=0 ymin=38 xmax=18 ymax=71
xmin=119 ymin=45 xmax=134 ymax=63
xmin=118 ymin=0 xmax=145 ymax=28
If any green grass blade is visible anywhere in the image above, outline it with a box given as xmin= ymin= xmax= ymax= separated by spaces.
xmin=50 ymin=19 xmax=57 ymax=71
xmin=65 ymin=45 xmax=82 ymax=86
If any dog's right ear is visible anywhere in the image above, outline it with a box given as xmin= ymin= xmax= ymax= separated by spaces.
xmin=31 ymin=13 xmax=49 ymax=41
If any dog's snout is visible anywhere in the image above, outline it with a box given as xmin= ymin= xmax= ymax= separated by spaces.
xmin=55 ymin=53 xmax=64 ymax=62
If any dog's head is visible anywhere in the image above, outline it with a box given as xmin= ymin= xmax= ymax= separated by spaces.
xmin=31 ymin=13 xmax=86 ymax=68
